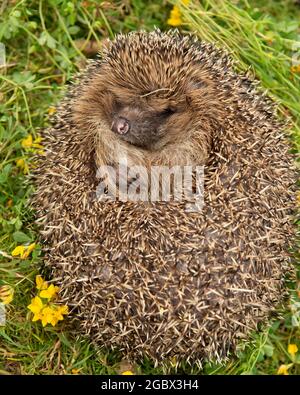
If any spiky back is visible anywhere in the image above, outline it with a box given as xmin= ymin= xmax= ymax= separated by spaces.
xmin=32 ymin=30 xmax=297 ymax=366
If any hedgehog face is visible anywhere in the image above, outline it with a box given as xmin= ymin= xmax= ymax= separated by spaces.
xmin=89 ymin=79 xmax=199 ymax=152
xmin=73 ymin=32 xmax=228 ymax=165
xmin=107 ymin=72 xmax=219 ymax=150
xmin=110 ymin=101 xmax=177 ymax=148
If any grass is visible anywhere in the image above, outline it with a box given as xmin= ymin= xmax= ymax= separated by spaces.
xmin=0 ymin=0 xmax=299 ymax=375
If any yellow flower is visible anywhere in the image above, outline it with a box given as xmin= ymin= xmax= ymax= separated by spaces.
xmin=0 ymin=285 xmax=14 ymax=305
xmin=39 ymin=304 xmax=68 ymax=327
xmin=167 ymin=6 xmax=182 ymax=26
xmin=36 ymin=275 xmax=48 ymax=290
xmin=16 ymin=158 xmax=29 ymax=174
xmin=288 ymin=344 xmax=298 ymax=357
xmin=32 ymin=136 xmax=43 ymax=149
xmin=28 ymin=301 xmax=68 ymax=326
xmin=21 ymin=134 xmax=33 ymax=148
xmin=23 ymin=243 xmax=36 ymax=258
xmin=16 ymin=158 xmax=24 ymax=167
xmin=34 ymin=136 xmax=42 ymax=143
xmin=170 ymin=356 xmax=177 ymax=367
xmin=167 ymin=1 xmax=189 ymax=27
xmin=49 ymin=315 xmax=59 ymax=327
xmin=40 ymin=306 xmax=57 ymax=327
xmin=71 ymin=368 xmax=81 ymax=375
xmin=6 ymin=199 xmax=13 ymax=208
xmin=277 ymin=364 xmax=293 ymax=375
xmin=21 ymin=134 xmax=44 ymax=152
xmin=12 ymin=245 xmax=26 ymax=257
xmin=291 ymin=64 xmax=300 ymax=74
xmin=38 ymin=304 xmax=68 ymax=327
xmin=122 ymin=370 xmax=134 ymax=375
xmin=28 ymin=296 xmax=44 ymax=314
xmin=40 ymin=284 xmax=60 ymax=300
xmin=48 ymin=106 xmax=56 ymax=115
xmin=28 ymin=278 xmax=68 ymax=327
xmin=11 ymin=243 xmax=36 ymax=259
xmin=55 ymin=305 xmax=69 ymax=321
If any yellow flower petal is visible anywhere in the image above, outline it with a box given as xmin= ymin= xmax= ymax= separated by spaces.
xmin=12 ymin=243 xmax=36 ymax=259
xmin=277 ymin=364 xmax=293 ymax=375
xmin=40 ymin=306 xmax=56 ymax=326
xmin=167 ymin=1 xmax=189 ymax=27
xmin=32 ymin=143 xmax=43 ymax=149
xmin=50 ymin=315 xmax=59 ymax=326
xmin=71 ymin=368 xmax=81 ymax=375
xmin=55 ymin=305 xmax=69 ymax=321
xmin=21 ymin=251 xmax=29 ymax=259
xmin=11 ymin=245 xmax=25 ymax=257
xmin=167 ymin=6 xmax=183 ymax=26
xmin=48 ymin=106 xmax=56 ymax=115
xmin=27 ymin=243 xmax=36 ymax=254
xmin=20 ymin=243 xmax=36 ymax=259
xmin=57 ymin=305 xmax=68 ymax=315
xmin=167 ymin=17 xmax=182 ymax=26
xmin=170 ymin=356 xmax=177 ymax=367
xmin=40 ymin=284 xmax=59 ymax=300
xmin=291 ymin=64 xmax=300 ymax=74
xmin=21 ymin=135 xmax=43 ymax=153
xmin=21 ymin=134 xmax=33 ymax=149
xmin=34 ymin=136 xmax=43 ymax=144
xmin=0 ymin=285 xmax=14 ymax=305
xmin=41 ymin=316 xmax=49 ymax=327
xmin=36 ymin=275 xmax=48 ymax=290
xmin=41 ymin=306 xmax=56 ymax=325
xmin=32 ymin=312 xmax=42 ymax=322
xmin=28 ymin=296 xmax=44 ymax=314
xmin=16 ymin=158 xmax=30 ymax=174
xmin=16 ymin=158 xmax=25 ymax=168
xmin=288 ymin=344 xmax=298 ymax=357
xmin=2 ymin=293 xmax=13 ymax=305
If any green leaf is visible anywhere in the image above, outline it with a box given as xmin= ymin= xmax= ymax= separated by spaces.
xmin=263 ymin=344 xmax=274 ymax=357
xmin=13 ymin=231 xmax=31 ymax=243
xmin=291 ymin=315 xmax=300 ymax=327
xmin=46 ymin=34 xmax=57 ymax=49
xmin=38 ymin=31 xmax=48 ymax=46
xmin=68 ymin=25 xmax=80 ymax=35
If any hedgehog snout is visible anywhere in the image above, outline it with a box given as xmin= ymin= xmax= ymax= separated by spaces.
xmin=111 ymin=117 xmax=130 ymax=135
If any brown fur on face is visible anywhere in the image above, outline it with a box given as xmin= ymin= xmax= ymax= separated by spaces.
xmin=72 ymin=32 xmax=229 ymax=170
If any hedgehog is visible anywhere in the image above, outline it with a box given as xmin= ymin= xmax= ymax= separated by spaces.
xmin=33 ymin=30 xmax=296 ymax=366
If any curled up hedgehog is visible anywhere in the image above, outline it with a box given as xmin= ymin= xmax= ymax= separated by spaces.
xmin=33 ymin=30 xmax=296 ymax=366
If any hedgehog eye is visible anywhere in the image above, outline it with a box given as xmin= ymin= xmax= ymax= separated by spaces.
xmin=113 ymin=100 xmax=122 ymax=112
xmin=161 ymin=107 xmax=176 ymax=117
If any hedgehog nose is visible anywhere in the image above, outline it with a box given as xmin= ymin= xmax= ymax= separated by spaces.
xmin=112 ymin=117 xmax=130 ymax=135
